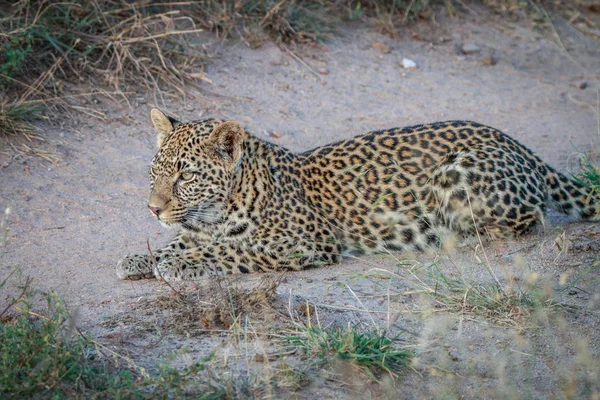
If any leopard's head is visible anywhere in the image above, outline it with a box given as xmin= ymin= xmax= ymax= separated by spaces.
xmin=146 ymin=109 xmax=245 ymax=232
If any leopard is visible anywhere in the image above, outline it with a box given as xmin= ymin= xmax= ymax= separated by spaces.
xmin=116 ymin=109 xmax=598 ymax=281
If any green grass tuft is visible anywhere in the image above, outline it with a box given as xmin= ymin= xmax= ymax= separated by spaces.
xmin=0 ymin=101 xmax=43 ymax=138
xmin=283 ymin=323 xmax=411 ymax=377
xmin=570 ymin=151 xmax=600 ymax=217
xmin=573 ymin=153 xmax=600 ymax=194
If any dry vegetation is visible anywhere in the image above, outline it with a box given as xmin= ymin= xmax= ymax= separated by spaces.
xmin=2 ymin=228 xmax=600 ymax=396
xmin=6 ymin=239 xmax=597 ymax=397
xmin=1 ymin=0 xmax=598 ymax=135
xmin=115 ymin=276 xmax=283 ymax=335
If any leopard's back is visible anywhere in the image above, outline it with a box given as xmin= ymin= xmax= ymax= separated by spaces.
xmin=299 ymin=121 xmax=596 ymax=253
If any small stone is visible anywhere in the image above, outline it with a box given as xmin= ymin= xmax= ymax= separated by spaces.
xmin=481 ymin=55 xmax=497 ymax=66
xmin=270 ymin=57 xmax=283 ymax=66
xmin=448 ymin=349 xmax=461 ymax=361
xmin=318 ymin=67 xmax=328 ymax=75
xmin=238 ymin=116 xmax=253 ymax=125
xmin=305 ymin=279 xmax=313 ymax=283
xmin=269 ymin=131 xmax=283 ymax=139
xmin=400 ymin=58 xmax=418 ymax=69
xmin=372 ymin=42 xmax=391 ymax=53
xmin=575 ymin=80 xmax=588 ymax=90
xmin=461 ymin=42 xmax=481 ymax=54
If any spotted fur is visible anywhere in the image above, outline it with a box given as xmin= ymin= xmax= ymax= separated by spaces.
xmin=116 ymin=111 xmax=598 ymax=281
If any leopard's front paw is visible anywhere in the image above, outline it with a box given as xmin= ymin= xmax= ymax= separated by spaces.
xmin=152 ymin=260 xmax=184 ymax=282
xmin=116 ymin=254 xmax=155 ymax=280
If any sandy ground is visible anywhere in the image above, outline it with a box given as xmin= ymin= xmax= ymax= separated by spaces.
xmin=1 ymin=12 xmax=600 ymax=399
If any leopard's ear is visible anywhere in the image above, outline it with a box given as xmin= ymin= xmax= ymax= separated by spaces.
xmin=151 ymin=109 xmax=180 ymax=148
xmin=205 ymin=121 xmax=245 ymax=165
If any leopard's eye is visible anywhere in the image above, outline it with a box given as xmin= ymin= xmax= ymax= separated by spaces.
xmin=180 ymin=172 xmax=195 ymax=181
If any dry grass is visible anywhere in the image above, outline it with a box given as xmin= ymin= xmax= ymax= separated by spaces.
xmin=163 ymin=275 xmax=281 ymax=332
xmin=1 ymin=0 xmax=597 ymax=144
xmin=6 ymin=216 xmax=600 ymax=397
xmin=0 ymin=0 xmax=213 ymax=156
xmin=0 ymin=1 xmax=209 ymax=104
xmin=104 ymin=275 xmax=282 ymax=338
xmin=0 ymin=0 xmax=428 ymax=105
xmin=483 ymin=0 xmax=600 ymax=35
xmin=0 ymin=269 xmax=306 ymax=398
xmin=342 ymin=237 xmax=600 ymax=397
xmin=198 ymin=276 xmax=281 ymax=329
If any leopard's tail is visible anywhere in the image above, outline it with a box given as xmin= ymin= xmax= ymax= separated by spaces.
xmin=543 ymin=165 xmax=599 ymax=219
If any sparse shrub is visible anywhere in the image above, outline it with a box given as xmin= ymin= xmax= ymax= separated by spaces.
xmin=0 ymin=278 xmax=119 ymax=397
xmin=0 ymin=272 xmax=227 ymax=398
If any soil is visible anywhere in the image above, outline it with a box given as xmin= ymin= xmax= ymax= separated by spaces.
xmin=1 ymin=12 xmax=599 ymax=399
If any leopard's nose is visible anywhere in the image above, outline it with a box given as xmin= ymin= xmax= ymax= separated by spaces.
xmin=148 ymin=204 xmax=162 ymax=216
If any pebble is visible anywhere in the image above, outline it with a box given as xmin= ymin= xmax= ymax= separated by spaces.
xmin=461 ymin=42 xmax=482 ymax=54
xmin=448 ymin=349 xmax=461 ymax=361
xmin=400 ymin=58 xmax=418 ymax=69
xmin=270 ymin=57 xmax=283 ymax=66
xmin=481 ymin=55 xmax=497 ymax=66
xmin=575 ymin=80 xmax=588 ymax=90
xmin=238 ymin=116 xmax=253 ymax=125
xmin=269 ymin=131 xmax=283 ymax=139
xmin=318 ymin=67 xmax=328 ymax=75
xmin=372 ymin=42 xmax=391 ymax=53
